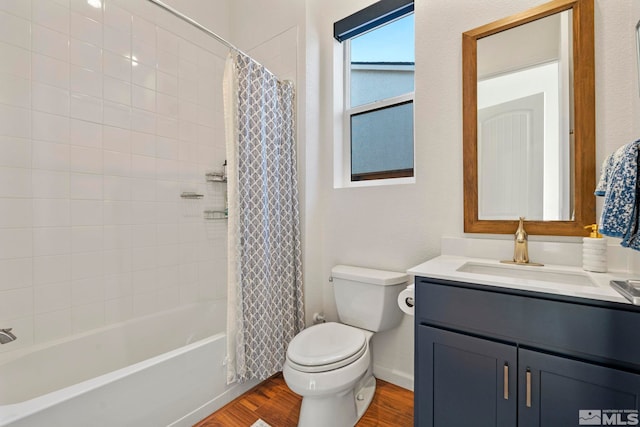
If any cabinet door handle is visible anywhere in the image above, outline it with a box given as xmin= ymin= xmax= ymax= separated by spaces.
xmin=526 ymin=369 xmax=532 ymax=408
xmin=503 ymin=363 xmax=509 ymax=400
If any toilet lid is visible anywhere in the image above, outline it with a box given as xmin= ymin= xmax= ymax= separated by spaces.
xmin=287 ymin=322 xmax=367 ymax=371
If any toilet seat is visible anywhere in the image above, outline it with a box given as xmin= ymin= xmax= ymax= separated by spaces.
xmin=286 ymin=323 xmax=367 ymax=373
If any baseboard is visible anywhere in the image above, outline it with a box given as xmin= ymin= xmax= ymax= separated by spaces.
xmin=169 ymin=379 xmax=260 ymax=427
xmin=373 ymin=364 xmax=414 ymax=391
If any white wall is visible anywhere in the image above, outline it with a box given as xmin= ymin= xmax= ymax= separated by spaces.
xmin=0 ymin=0 xmax=232 ymax=358
xmin=131 ymin=0 xmax=640 ymax=393
xmin=304 ymin=0 xmax=640 ymax=390
xmin=163 ymin=0 xmax=231 ymax=41
xmin=225 ymin=0 xmax=322 ymax=326
xmin=594 ymin=0 xmax=640 ymax=265
xmin=634 ymin=2 xmax=640 ymax=137
xmin=306 ymin=0 xmax=424 ymax=390
xmin=4 ymin=0 xmax=635 ymax=392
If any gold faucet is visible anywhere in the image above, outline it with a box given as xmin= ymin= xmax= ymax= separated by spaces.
xmin=500 ymin=217 xmax=543 ymax=266
xmin=513 ymin=216 xmax=529 ymax=264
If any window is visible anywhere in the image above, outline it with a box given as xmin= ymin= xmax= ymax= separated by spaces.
xmin=335 ymin=1 xmax=415 ymax=183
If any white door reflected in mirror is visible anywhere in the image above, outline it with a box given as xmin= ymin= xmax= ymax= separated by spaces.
xmin=476 ymin=10 xmax=573 ymax=221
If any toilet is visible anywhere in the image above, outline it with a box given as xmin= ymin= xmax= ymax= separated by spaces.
xmin=283 ymin=265 xmax=408 ymax=427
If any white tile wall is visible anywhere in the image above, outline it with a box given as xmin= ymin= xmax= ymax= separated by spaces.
xmin=0 ymin=0 xmax=229 ymax=355
xmin=0 ymin=12 xmax=31 ymax=50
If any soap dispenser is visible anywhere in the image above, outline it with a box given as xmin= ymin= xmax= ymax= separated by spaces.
xmin=583 ymin=224 xmax=607 ymax=272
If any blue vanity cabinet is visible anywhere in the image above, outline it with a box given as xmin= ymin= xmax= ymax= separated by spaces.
xmin=414 ymin=277 xmax=640 ymax=427
xmin=416 ymin=325 xmax=517 ymax=427
xmin=518 ymin=349 xmax=640 ymax=427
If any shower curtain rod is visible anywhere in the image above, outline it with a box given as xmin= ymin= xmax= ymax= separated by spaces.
xmin=145 ymin=0 xmax=250 ymax=60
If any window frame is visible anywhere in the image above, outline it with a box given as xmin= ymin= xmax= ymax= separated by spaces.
xmin=342 ymin=22 xmax=415 ymax=184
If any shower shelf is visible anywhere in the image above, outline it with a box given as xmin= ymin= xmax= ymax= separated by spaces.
xmin=205 ymin=172 xmax=227 ymax=183
xmin=180 ymin=192 xmax=204 ymax=199
xmin=204 ymin=210 xmax=228 ymax=220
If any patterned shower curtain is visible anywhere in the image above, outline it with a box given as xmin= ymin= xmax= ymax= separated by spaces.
xmin=223 ymin=52 xmax=304 ymax=384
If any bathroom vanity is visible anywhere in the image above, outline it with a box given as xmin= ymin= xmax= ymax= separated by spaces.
xmin=410 ymin=256 xmax=640 ymax=427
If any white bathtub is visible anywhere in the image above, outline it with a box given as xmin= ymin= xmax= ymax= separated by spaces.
xmin=0 ymin=301 xmax=257 ymax=427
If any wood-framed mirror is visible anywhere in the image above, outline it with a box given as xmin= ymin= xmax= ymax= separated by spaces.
xmin=463 ymin=0 xmax=595 ymax=236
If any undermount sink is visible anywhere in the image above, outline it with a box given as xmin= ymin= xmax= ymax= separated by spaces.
xmin=456 ymin=262 xmax=598 ymax=287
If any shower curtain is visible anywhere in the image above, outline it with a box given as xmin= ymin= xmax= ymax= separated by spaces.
xmin=223 ymin=52 xmax=304 ymax=384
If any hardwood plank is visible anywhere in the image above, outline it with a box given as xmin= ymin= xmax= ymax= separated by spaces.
xmin=357 ymin=379 xmax=414 ymax=427
xmin=255 ymin=384 xmax=300 ymax=426
xmin=195 ymin=372 xmax=413 ymax=427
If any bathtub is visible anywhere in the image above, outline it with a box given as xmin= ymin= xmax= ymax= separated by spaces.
xmin=0 ymin=301 xmax=257 ymax=427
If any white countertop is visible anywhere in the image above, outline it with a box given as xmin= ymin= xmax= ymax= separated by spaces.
xmin=408 ymin=255 xmax=635 ymax=305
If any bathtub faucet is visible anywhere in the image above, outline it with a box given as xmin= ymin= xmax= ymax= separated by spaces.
xmin=0 ymin=328 xmax=16 ymax=344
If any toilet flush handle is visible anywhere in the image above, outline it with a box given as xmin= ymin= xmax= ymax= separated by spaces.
xmin=313 ymin=313 xmax=326 ymax=323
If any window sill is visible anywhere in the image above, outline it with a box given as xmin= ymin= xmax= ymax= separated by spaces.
xmin=336 ymin=176 xmax=416 ymax=189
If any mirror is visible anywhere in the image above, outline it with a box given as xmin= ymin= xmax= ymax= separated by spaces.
xmin=463 ymin=0 xmax=595 ymax=236
xmin=477 ymin=11 xmax=572 ymax=222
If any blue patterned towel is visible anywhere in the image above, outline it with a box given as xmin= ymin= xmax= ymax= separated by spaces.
xmin=594 ymin=151 xmax=617 ymax=196
xmin=597 ymin=139 xmax=640 ymax=250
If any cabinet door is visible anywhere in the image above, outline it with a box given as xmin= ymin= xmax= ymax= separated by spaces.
xmin=416 ymin=325 xmax=517 ymax=427
xmin=519 ymin=348 xmax=640 ymax=427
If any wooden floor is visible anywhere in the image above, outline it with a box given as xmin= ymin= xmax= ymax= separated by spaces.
xmin=194 ymin=372 xmax=413 ymax=427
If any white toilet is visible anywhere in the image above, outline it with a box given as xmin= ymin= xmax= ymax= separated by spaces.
xmin=283 ymin=265 xmax=408 ymax=427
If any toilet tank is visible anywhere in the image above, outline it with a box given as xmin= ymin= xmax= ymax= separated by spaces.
xmin=331 ymin=265 xmax=408 ymax=332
